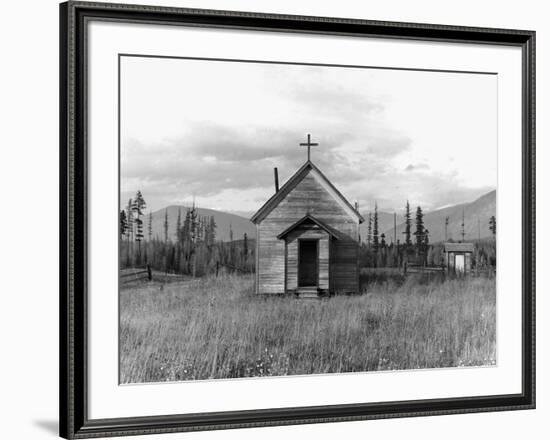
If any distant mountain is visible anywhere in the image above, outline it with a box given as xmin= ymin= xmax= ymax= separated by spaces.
xmin=359 ymin=211 xmax=396 ymax=242
xmin=147 ymin=190 xmax=495 ymax=244
xmin=149 ymin=206 xmax=255 ymax=242
xmin=376 ymin=190 xmax=496 ymax=244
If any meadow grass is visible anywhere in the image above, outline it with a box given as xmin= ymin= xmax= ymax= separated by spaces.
xmin=120 ymin=274 xmax=495 ymax=383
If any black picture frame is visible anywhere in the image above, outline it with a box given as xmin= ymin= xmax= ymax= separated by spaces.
xmin=59 ymin=1 xmax=536 ymax=438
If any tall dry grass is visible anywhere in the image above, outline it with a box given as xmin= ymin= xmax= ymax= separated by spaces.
xmin=120 ymin=274 xmax=495 ymax=383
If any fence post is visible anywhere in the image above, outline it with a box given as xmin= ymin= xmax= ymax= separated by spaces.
xmin=147 ymin=264 xmax=152 ymax=281
xmin=216 ymin=261 xmax=219 ymax=277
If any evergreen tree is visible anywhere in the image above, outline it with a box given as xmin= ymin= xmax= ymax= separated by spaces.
xmin=176 ymin=208 xmax=182 ymax=244
xmin=207 ymin=216 xmax=217 ymax=246
xmin=147 ymin=211 xmax=153 ymax=241
xmin=132 ymin=190 xmax=147 ymax=257
xmin=125 ymin=199 xmax=134 ymax=265
xmin=188 ymin=202 xmax=198 ymax=276
xmin=445 ymin=216 xmax=449 ymax=241
xmin=403 ymin=200 xmax=412 ymax=246
xmin=414 ymin=206 xmax=425 ymax=249
xmin=120 ymin=210 xmax=128 ymax=239
xmin=243 ymin=233 xmax=248 ymax=262
xmin=199 ymin=216 xmax=204 ymax=242
xmin=380 ymin=233 xmax=386 ymax=248
xmin=461 ymin=209 xmax=466 ymax=242
xmin=373 ymin=202 xmax=379 ymax=251
xmin=163 ymin=209 xmax=169 ymax=243
xmin=489 ymin=216 xmax=496 ymax=237
xmin=229 ymin=223 xmax=234 ymax=264
xmin=126 ymin=198 xmax=134 ymax=242
xmin=367 ymin=212 xmax=372 ymax=247
xmin=190 ymin=202 xmax=198 ymax=244
xmin=182 ymin=210 xmax=191 ymax=243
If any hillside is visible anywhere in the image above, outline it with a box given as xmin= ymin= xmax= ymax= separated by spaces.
xmin=359 ymin=211 xmax=396 ymax=242
xmin=148 ymin=206 xmax=255 ymax=242
xmin=377 ymin=190 xmax=496 ymax=244
xmin=145 ymin=190 xmax=495 ymax=244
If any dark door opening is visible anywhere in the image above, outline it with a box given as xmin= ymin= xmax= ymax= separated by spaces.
xmin=298 ymin=240 xmax=318 ymax=287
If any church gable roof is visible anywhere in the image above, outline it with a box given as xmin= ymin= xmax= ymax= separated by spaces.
xmin=250 ymin=161 xmax=364 ymax=224
xmin=276 ymin=214 xmax=344 ymax=240
xmin=444 ymin=242 xmax=474 ymax=253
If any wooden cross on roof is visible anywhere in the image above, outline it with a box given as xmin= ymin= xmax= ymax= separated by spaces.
xmin=299 ymin=133 xmax=319 ymax=161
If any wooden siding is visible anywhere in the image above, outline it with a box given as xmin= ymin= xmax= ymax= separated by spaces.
xmin=318 ymin=237 xmax=330 ymax=290
xmin=286 ymin=240 xmax=298 ymax=291
xmin=331 ymin=240 xmax=358 ymax=291
xmin=258 ymin=220 xmax=286 ymax=293
xmin=255 ymin=223 xmax=260 ymax=294
xmin=257 ymin=170 xmax=359 ymax=294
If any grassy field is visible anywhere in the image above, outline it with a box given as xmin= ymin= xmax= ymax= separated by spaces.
xmin=120 ymin=273 xmax=496 ymax=383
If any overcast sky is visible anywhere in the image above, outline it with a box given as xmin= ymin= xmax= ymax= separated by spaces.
xmin=120 ymin=56 xmax=497 ymax=215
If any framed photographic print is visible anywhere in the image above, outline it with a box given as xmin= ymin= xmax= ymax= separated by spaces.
xmin=59 ymin=1 xmax=535 ymax=438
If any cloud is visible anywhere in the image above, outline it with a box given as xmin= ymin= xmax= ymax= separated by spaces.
xmin=405 ymin=163 xmax=430 ymax=172
xmin=351 ymin=168 xmax=494 ymax=213
xmin=181 ymin=124 xmax=305 ymax=162
xmin=286 ymin=78 xmax=384 ymax=121
xmin=122 ymin=127 xmax=488 ymax=215
xmin=120 ymin=57 xmax=496 ymax=213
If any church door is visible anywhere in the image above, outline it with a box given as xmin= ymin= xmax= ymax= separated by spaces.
xmin=298 ymin=240 xmax=318 ymax=287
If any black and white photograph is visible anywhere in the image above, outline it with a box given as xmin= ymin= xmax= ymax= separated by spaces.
xmin=0 ymin=0 xmax=543 ymax=438
xmin=119 ymin=56 xmax=497 ymax=384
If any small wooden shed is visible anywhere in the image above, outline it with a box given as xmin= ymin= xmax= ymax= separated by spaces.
xmin=443 ymin=242 xmax=474 ymax=275
xmin=250 ymin=160 xmax=364 ymax=296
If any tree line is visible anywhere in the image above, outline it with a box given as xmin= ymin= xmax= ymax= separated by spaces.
xmin=120 ymin=191 xmax=254 ymax=276
xmin=360 ymin=200 xmax=496 ymax=269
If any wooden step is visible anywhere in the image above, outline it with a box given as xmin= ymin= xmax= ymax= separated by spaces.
xmin=296 ymin=287 xmax=320 ymax=298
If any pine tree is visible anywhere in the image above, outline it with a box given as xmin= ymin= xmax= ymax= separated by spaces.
xmin=243 ymin=233 xmax=248 ymax=262
xmin=208 ymin=216 xmax=217 ymax=245
xmin=126 ymin=198 xmax=134 ymax=242
xmin=403 ymin=200 xmax=412 ymax=246
xmin=189 ymin=201 xmax=198 ymax=244
xmin=229 ymin=223 xmax=234 ymax=264
xmin=132 ymin=190 xmax=147 ymax=257
xmin=176 ymin=208 xmax=182 ymax=244
xmin=414 ymin=206 xmax=425 ymax=249
xmin=147 ymin=211 xmax=153 ymax=241
xmin=461 ymin=209 xmax=466 ymax=242
xmin=126 ymin=198 xmax=134 ymax=265
xmin=120 ymin=210 xmax=128 ymax=239
xmin=367 ymin=212 xmax=372 ymax=247
xmin=489 ymin=216 xmax=496 ymax=237
xmin=163 ymin=209 xmax=169 ymax=243
xmin=189 ymin=201 xmax=198 ymax=276
xmin=182 ymin=210 xmax=191 ymax=243
xmin=380 ymin=233 xmax=386 ymax=248
xmin=196 ymin=215 xmax=203 ymax=243
xmin=445 ymin=216 xmax=449 ymax=241
xmin=373 ymin=202 xmax=379 ymax=251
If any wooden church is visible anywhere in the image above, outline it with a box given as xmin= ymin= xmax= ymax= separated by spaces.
xmin=250 ymin=135 xmax=364 ymax=296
